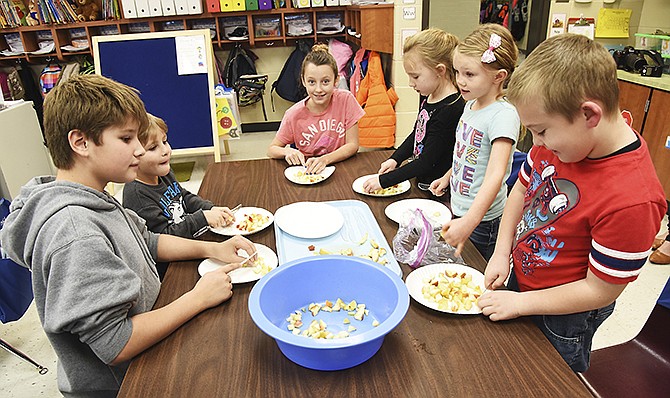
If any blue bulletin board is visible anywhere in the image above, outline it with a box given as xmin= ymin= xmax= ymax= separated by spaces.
xmin=92 ymin=30 xmax=222 ymax=161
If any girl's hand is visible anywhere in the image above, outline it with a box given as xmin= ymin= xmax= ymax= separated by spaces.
xmin=430 ymin=177 xmax=449 ymax=197
xmin=305 ymin=156 xmax=327 ymax=174
xmin=362 ymin=175 xmax=382 ymax=193
xmin=210 ymin=235 xmax=257 ymax=264
xmin=378 ymin=159 xmax=397 ymax=175
xmin=191 ymin=262 xmax=240 ymax=309
xmin=484 ymin=252 xmax=512 ymax=290
xmin=212 ymin=206 xmax=235 ymax=226
xmin=478 ymin=290 xmax=523 ymax=321
xmin=440 ymin=217 xmax=477 ymax=257
xmin=285 ymin=148 xmax=306 ymax=167
xmin=204 ymin=208 xmax=229 ymax=228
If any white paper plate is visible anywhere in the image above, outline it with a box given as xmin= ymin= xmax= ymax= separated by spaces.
xmin=274 ymin=202 xmax=344 ymax=239
xmin=209 ymin=207 xmax=274 ymax=236
xmin=198 ymin=244 xmax=278 ymax=284
xmin=352 ymin=174 xmax=411 ymax=197
xmin=405 ymin=263 xmax=485 ymax=315
xmin=284 ymin=166 xmax=335 ymax=185
xmin=385 ymin=199 xmax=452 ymax=228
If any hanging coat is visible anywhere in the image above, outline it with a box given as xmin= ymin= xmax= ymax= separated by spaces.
xmin=355 ymin=51 xmax=399 ymax=148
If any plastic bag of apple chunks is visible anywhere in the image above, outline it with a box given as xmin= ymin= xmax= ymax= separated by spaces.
xmin=392 ymin=208 xmax=462 ymax=269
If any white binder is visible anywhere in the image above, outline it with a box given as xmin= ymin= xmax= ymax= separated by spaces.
xmin=134 ymin=0 xmax=151 ymax=17
xmin=122 ymin=0 xmax=138 ymax=18
xmin=148 ymin=0 xmax=163 ymax=16
xmin=174 ymin=0 xmax=189 ymax=14
xmin=326 ymin=0 xmax=338 ymax=5
xmin=186 ymin=0 xmax=203 ymax=14
xmin=160 ymin=0 xmax=176 ymax=15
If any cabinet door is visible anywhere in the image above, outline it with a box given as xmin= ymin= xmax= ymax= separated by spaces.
xmin=643 ymin=89 xmax=670 ymax=199
xmin=618 ymin=80 xmax=651 ymax=134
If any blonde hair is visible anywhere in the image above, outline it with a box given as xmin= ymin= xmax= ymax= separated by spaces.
xmin=301 ymin=43 xmax=338 ymax=80
xmin=44 ymin=74 xmax=148 ymax=170
xmin=458 ymin=23 xmax=518 ymax=89
xmin=507 ymin=33 xmax=619 ymax=121
xmin=403 ymin=28 xmax=459 ymax=85
xmin=139 ymin=113 xmax=168 ymax=146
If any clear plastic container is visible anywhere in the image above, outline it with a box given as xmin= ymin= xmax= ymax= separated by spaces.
xmin=635 ymin=33 xmax=662 ymax=51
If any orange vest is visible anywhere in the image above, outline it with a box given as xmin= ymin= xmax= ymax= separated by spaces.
xmin=355 ymin=51 xmax=399 ymax=148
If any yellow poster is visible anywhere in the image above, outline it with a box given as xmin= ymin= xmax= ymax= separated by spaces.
xmin=595 ymin=8 xmax=632 ymax=38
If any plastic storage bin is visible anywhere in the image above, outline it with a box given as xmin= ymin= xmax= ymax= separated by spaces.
xmin=635 ymin=33 xmax=662 ymax=51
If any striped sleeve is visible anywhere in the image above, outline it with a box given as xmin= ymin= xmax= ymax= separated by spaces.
xmin=589 ymin=203 xmax=661 ymax=284
xmin=518 ymin=147 xmax=534 ymax=187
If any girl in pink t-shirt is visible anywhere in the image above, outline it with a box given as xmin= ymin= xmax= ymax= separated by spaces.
xmin=267 ymin=43 xmax=365 ymax=174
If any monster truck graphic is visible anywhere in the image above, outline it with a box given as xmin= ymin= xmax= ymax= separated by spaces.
xmin=514 ymin=164 xmax=579 ymax=275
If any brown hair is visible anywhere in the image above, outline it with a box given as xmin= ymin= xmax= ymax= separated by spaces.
xmin=300 ymin=43 xmax=338 ymax=80
xmin=44 ymin=74 xmax=148 ymax=169
xmin=139 ymin=113 xmax=168 ymax=146
xmin=458 ymin=23 xmax=518 ymax=89
xmin=507 ymin=33 xmax=619 ymax=121
xmin=403 ymin=28 xmax=460 ymax=86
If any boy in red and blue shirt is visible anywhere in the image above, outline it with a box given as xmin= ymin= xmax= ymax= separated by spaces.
xmin=479 ymin=34 xmax=667 ymax=372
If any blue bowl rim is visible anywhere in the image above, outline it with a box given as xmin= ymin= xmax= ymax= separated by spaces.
xmin=248 ymin=255 xmax=410 ymax=349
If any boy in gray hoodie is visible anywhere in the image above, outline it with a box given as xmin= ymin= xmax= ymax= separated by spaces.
xmin=0 ymin=74 xmax=256 ymax=397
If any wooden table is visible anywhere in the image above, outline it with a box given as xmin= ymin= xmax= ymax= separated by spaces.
xmin=119 ymin=150 xmax=592 ymax=397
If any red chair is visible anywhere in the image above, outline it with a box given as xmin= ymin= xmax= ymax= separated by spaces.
xmin=578 ymin=279 xmax=670 ymax=398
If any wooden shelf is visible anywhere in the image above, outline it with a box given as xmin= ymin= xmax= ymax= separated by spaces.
xmin=344 ymin=4 xmax=393 ymax=54
xmin=0 ymin=2 xmax=392 ymax=63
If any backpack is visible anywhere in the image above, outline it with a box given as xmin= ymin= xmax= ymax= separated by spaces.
xmin=224 ymin=44 xmax=268 ymax=119
xmin=40 ymin=64 xmax=62 ymax=97
xmin=224 ymin=44 xmax=258 ymax=89
xmin=0 ymin=68 xmax=25 ymax=100
xmin=509 ymin=0 xmax=528 ymax=41
xmin=234 ymin=74 xmax=269 ymax=120
xmin=271 ymin=39 xmax=311 ymax=108
xmin=480 ymin=0 xmax=509 ymax=26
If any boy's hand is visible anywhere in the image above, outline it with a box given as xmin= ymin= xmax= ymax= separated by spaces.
xmin=214 ymin=206 xmax=235 ymax=226
xmin=192 ymin=263 xmax=240 ymax=309
xmin=211 ymin=235 xmax=257 ymax=264
xmin=429 ymin=177 xmax=449 ymax=197
xmin=378 ymin=159 xmax=397 ymax=174
xmin=285 ymin=148 xmax=306 ymax=167
xmin=362 ymin=175 xmax=382 ymax=193
xmin=305 ymin=156 xmax=327 ymax=174
xmin=440 ymin=217 xmax=477 ymax=257
xmin=204 ymin=208 xmax=230 ymax=228
xmin=484 ymin=252 xmax=512 ymax=290
xmin=478 ymin=290 xmax=523 ymax=321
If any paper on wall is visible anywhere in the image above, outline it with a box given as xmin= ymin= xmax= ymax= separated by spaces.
xmin=595 ymin=8 xmax=632 ymax=38
xmin=175 ymin=35 xmax=207 ymax=75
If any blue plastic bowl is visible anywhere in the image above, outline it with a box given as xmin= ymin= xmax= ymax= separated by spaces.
xmin=248 ymin=255 xmax=409 ymax=371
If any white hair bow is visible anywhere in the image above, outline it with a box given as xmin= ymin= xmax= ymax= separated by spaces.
xmin=481 ymin=33 xmax=502 ymax=64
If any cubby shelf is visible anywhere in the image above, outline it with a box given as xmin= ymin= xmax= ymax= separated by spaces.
xmin=0 ymin=3 xmax=393 ymax=63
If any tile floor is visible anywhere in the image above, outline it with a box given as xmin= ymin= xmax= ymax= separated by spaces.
xmin=2 ymin=131 xmax=670 ymax=397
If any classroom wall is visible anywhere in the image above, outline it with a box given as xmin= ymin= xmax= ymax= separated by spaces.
xmin=548 ymin=0 xmax=670 ymax=47
xmin=637 ymin=0 xmax=670 ymax=34
xmin=427 ymin=0 xmax=480 ymax=41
